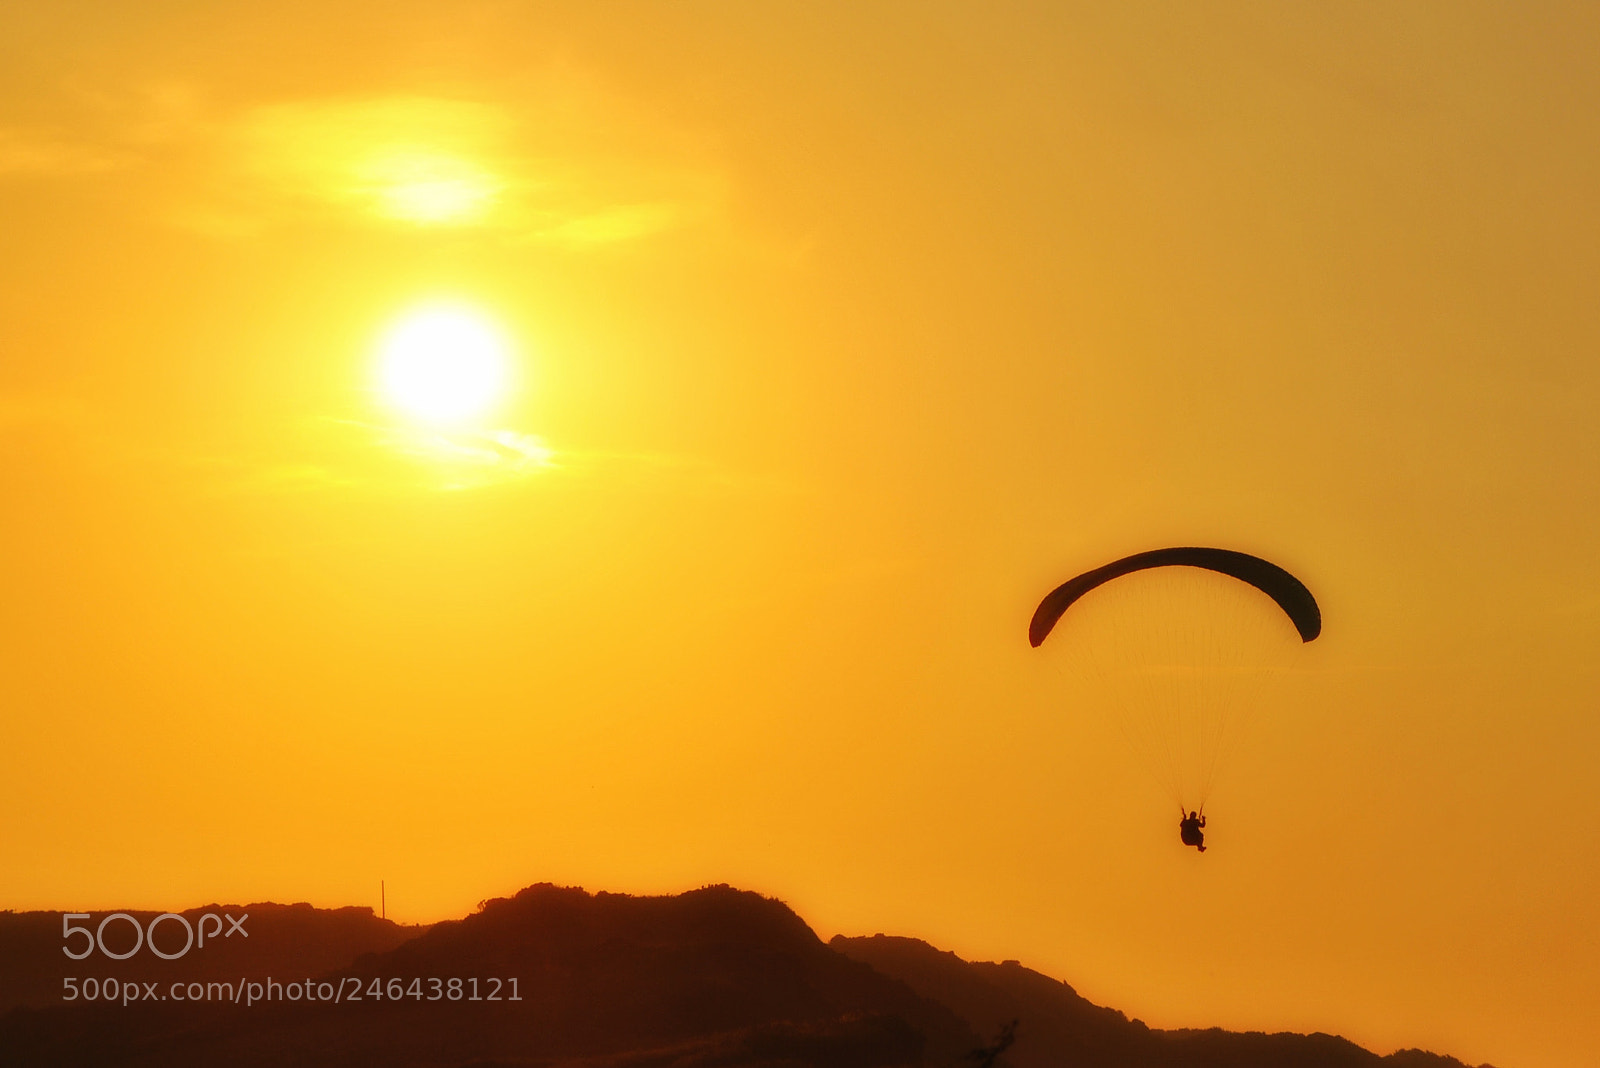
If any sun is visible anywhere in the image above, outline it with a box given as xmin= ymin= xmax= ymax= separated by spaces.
xmin=377 ymin=305 xmax=511 ymax=423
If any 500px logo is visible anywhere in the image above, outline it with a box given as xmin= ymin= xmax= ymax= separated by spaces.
xmin=62 ymin=912 xmax=248 ymax=960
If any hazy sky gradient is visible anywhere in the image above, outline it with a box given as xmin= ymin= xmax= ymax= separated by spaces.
xmin=3 ymin=4 xmax=1597 ymax=1067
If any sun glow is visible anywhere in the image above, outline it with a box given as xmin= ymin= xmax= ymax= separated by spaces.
xmin=377 ymin=306 xmax=511 ymax=423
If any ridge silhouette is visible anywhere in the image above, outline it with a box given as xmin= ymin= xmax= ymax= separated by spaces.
xmin=0 ymin=884 xmax=1495 ymax=1068
xmin=0 ymin=902 xmax=423 ymax=1014
xmin=833 ymin=933 xmax=1491 ymax=1068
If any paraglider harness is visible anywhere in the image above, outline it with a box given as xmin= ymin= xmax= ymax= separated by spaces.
xmin=1179 ymin=808 xmax=1207 ymax=852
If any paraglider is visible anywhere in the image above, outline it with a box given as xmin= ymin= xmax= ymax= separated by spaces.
xmin=1030 ymin=547 xmax=1320 ymax=852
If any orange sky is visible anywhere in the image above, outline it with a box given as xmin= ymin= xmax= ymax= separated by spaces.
xmin=3 ymin=4 xmax=1598 ymax=1067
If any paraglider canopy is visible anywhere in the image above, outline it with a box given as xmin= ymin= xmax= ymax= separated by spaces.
xmin=1029 ymin=546 xmax=1321 ymax=648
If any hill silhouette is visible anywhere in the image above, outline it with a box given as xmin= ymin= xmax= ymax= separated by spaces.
xmin=833 ymin=933 xmax=1486 ymax=1068
xmin=0 ymin=884 xmax=1494 ymax=1067
xmin=0 ymin=902 xmax=424 ymax=1014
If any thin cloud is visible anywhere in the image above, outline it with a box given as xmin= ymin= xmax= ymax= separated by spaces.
xmin=0 ymin=81 xmax=207 ymax=177
xmin=232 ymin=97 xmax=514 ymax=227
xmin=524 ymin=202 xmax=683 ymax=249
xmin=203 ymin=418 xmax=558 ymax=496
xmin=199 ymin=90 xmax=723 ymax=245
xmin=2 ymin=74 xmax=727 ymax=249
xmin=369 ymin=423 xmax=557 ymax=490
